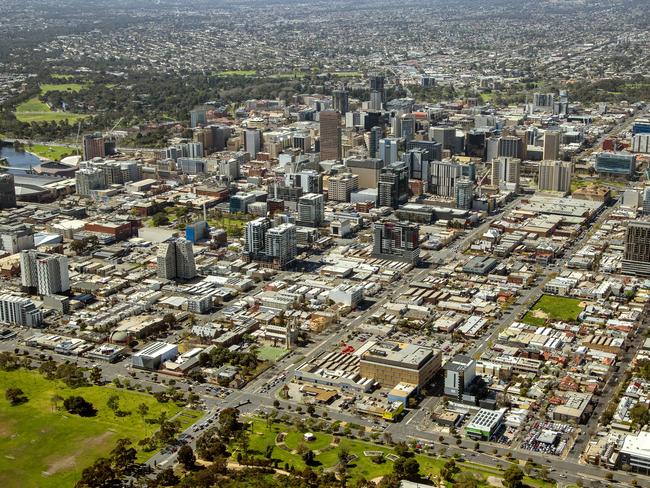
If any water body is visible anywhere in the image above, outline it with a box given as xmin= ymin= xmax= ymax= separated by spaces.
xmin=0 ymin=145 xmax=42 ymax=174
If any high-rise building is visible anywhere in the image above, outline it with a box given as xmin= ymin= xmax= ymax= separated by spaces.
xmin=0 ymin=174 xmax=16 ymax=209
xmin=177 ymin=158 xmax=206 ymax=175
xmin=368 ymin=127 xmax=382 ymax=159
xmin=622 ymin=221 xmax=650 ymax=277
xmin=372 ymin=221 xmax=420 ymax=264
xmin=0 ymin=294 xmax=42 ymax=327
xmin=20 ymin=251 xmax=69 ymax=296
xmin=185 ymin=221 xmax=210 ymax=243
xmin=297 ymin=193 xmax=325 ymax=227
xmin=378 ymin=162 xmax=409 ymax=209
xmin=218 ymin=159 xmax=240 ymax=180
xmin=264 ymin=223 xmax=297 ymax=269
xmin=368 ymin=74 xmax=385 ymax=107
xmin=538 ymin=160 xmax=572 ymax=194
xmin=491 ymin=157 xmax=521 ymax=192
xmin=406 ymin=140 xmax=443 ymax=162
xmin=595 ymin=152 xmax=636 ymax=178
xmin=245 ymin=218 xmax=272 ymax=255
xmin=403 ymin=149 xmax=428 ymax=181
xmin=190 ymin=106 xmax=208 ymax=128
xmin=243 ymin=128 xmax=262 ymax=159
xmin=497 ymin=135 xmax=524 ymax=159
xmin=75 ymin=167 xmax=106 ymax=196
xmin=400 ymin=114 xmax=416 ymax=140
xmin=454 ymin=178 xmax=474 ymax=210
xmin=328 ymin=173 xmax=359 ymax=202
xmin=346 ymin=157 xmax=385 ymax=188
xmin=284 ymin=170 xmax=322 ymax=194
xmin=429 ymin=161 xmax=462 ymax=197
xmin=430 ymin=127 xmax=456 ymax=153
xmin=0 ymin=224 xmax=34 ymax=254
xmin=82 ymin=133 xmax=106 ymax=160
xmin=378 ymin=138 xmax=400 ymax=164
xmin=444 ymin=355 xmax=476 ymax=400
xmin=643 ymin=188 xmax=650 ymax=216
xmin=332 ymin=90 xmax=349 ymax=115
xmin=543 ymin=130 xmax=561 ymax=160
xmin=157 ymin=239 xmax=197 ymax=280
xmin=533 ymin=92 xmax=554 ymax=110
xmin=319 ymin=110 xmax=342 ymax=161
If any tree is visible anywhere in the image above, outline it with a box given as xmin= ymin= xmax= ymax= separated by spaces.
xmin=218 ymin=407 xmax=241 ymax=440
xmin=39 ymin=360 xmax=58 ymax=379
xmin=441 ymin=458 xmax=459 ymax=481
xmin=136 ymin=402 xmax=149 ymax=419
xmin=106 ymin=394 xmax=120 ymax=414
xmin=307 ymin=404 xmax=316 ymax=416
xmin=152 ymin=212 xmax=170 ymax=226
xmin=5 ymin=387 xmax=28 ymax=406
xmin=63 ymin=396 xmax=96 ymax=417
xmin=453 ymin=471 xmax=479 ymax=488
xmin=302 ymin=449 xmax=315 ymax=465
xmin=273 ymin=399 xmax=280 ymax=408
xmin=75 ymin=457 xmax=115 ymax=488
xmin=177 ymin=444 xmax=196 ymax=469
xmin=393 ymin=456 xmax=420 ymax=481
xmin=503 ymin=465 xmax=524 ymax=488
xmin=156 ymin=467 xmax=180 ymax=486
xmin=157 ymin=419 xmax=181 ymax=444
xmin=109 ymin=438 xmax=136 ymax=475
xmin=394 ymin=441 xmax=411 ymax=458
xmin=629 ymin=404 xmax=650 ymax=426
xmin=89 ymin=366 xmax=102 ymax=385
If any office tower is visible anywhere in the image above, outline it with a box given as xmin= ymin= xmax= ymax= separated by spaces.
xmin=82 ymin=133 xmax=105 ymax=160
xmin=632 ymin=134 xmax=650 ymax=154
xmin=328 ymin=173 xmax=359 ymax=202
xmin=332 ymin=90 xmax=349 ymax=115
xmin=444 ymin=355 xmax=476 ymax=399
xmin=245 ymin=217 xmax=272 ymax=254
xmin=403 ymin=149 xmax=428 ymax=181
xmin=465 ymin=129 xmax=487 ymax=160
xmin=0 ymin=224 xmax=34 ymax=254
xmin=319 ymin=110 xmax=342 ymax=161
xmin=533 ymin=93 xmax=554 ymax=110
xmin=177 ymin=158 xmax=206 ymax=175
xmin=595 ymin=152 xmax=636 ymax=178
xmin=553 ymin=91 xmax=569 ymax=116
xmin=292 ymin=132 xmax=312 ymax=153
xmin=543 ymin=131 xmax=561 ymax=160
xmin=185 ymin=221 xmax=210 ymax=243
xmin=455 ymin=178 xmax=474 ymax=210
xmin=193 ymin=124 xmax=229 ymax=153
xmin=372 ymin=221 xmax=420 ymax=264
xmin=75 ymin=167 xmax=106 ymax=196
xmin=120 ymin=160 xmax=141 ymax=183
xmin=243 ymin=128 xmax=262 ymax=158
xmin=369 ymin=74 xmax=385 ymax=108
xmin=369 ymin=91 xmax=383 ymax=110
xmin=285 ymin=170 xmax=322 ymax=194
xmin=190 ymin=106 xmax=208 ymax=128
xmin=369 ymin=74 xmax=385 ymax=95
xmin=378 ymin=162 xmax=409 ymax=209
xmin=369 ymin=126 xmax=383 ymax=158
xmin=157 ymin=238 xmax=197 ymax=280
xmin=622 ymin=221 xmax=650 ymax=277
xmin=218 ymin=159 xmax=239 ymax=180
xmin=346 ymin=157 xmax=385 ymax=188
xmin=379 ymin=138 xmax=400 ymax=164
xmin=0 ymin=174 xmax=16 ymax=209
xmin=20 ymin=251 xmax=69 ymax=296
xmin=400 ymin=114 xmax=416 ymax=141
xmin=538 ymin=160 xmax=572 ymax=194
xmin=430 ymin=127 xmax=456 ymax=153
xmin=459 ymin=161 xmax=477 ymax=181
xmin=644 ymin=188 xmax=650 ymax=216
xmin=297 ymin=193 xmax=325 ymax=227
xmin=497 ymin=135 xmax=523 ymax=159
xmin=0 ymin=294 xmax=43 ymax=327
xmin=406 ymin=140 xmax=443 ymax=162
xmin=346 ymin=111 xmax=362 ymax=128
xmin=265 ymin=223 xmax=297 ymax=269
xmin=429 ymin=161 xmax=462 ymax=197
xmin=486 ymin=137 xmax=500 ymax=162
xmin=491 ymin=157 xmax=521 ymax=191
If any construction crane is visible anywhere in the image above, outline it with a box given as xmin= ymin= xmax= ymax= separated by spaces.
xmin=106 ymin=116 xmax=124 ymax=138
xmin=74 ymin=120 xmax=82 ymax=156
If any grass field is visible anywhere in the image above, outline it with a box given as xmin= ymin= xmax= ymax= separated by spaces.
xmin=40 ymin=83 xmax=88 ymax=95
xmin=0 ymin=369 xmax=201 ymax=488
xmin=331 ymin=71 xmax=362 ymax=77
xmin=51 ymin=74 xmax=75 ymax=79
xmin=243 ymin=418 xmax=553 ymax=486
xmin=219 ymin=70 xmax=257 ymax=76
xmin=14 ymin=96 xmax=89 ymax=123
xmin=522 ymin=295 xmax=584 ymax=326
xmin=26 ymin=144 xmax=75 ymax=161
xmin=257 ymin=346 xmax=288 ymax=362
xmin=15 ymin=97 xmax=51 ymax=112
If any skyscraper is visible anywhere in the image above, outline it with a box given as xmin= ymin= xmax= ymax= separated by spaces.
xmin=190 ymin=106 xmax=208 ymax=128
xmin=369 ymin=74 xmax=385 ymax=108
xmin=400 ymin=114 xmax=416 ymax=141
xmin=346 ymin=157 xmax=385 ymax=189
xmin=622 ymin=221 xmax=650 ymax=277
xmin=497 ymin=135 xmax=524 ymax=159
xmin=455 ymin=178 xmax=474 ymax=210
xmin=543 ymin=131 xmax=561 ymax=161
xmin=378 ymin=162 xmax=409 ymax=209
xmin=332 ymin=90 xmax=349 ymax=115
xmin=403 ymin=149 xmax=428 ymax=181
xmin=0 ymin=174 xmax=16 ymax=209
xmin=20 ymin=251 xmax=69 ymax=296
xmin=328 ymin=173 xmax=359 ymax=202
xmin=368 ymin=126 xmax=383 ymax=158
xmin=244 ymin=128 xmax=262 ymax=159
xmin=429 ymin=161 xmax=462 ymax=197
xmin=372 ymin=221 xmax=420 ymax=264
xmin=538 ymin=160 xmax=572 ymax=194
xmin=245 ymin=218 xmax=272 ymax=255
xmin=379 ymin=138 xmax=400 ymax=164
xmin=0 ymin=294 xmax=42 ymax=327
xmin=430 ymin=127 xmax=456 ymax=153
xmin=265 ymin=223 xmax=297 ymax=269
xmin=491 ymin=157 xmax=521 ymax=192
xmin=82 ymin=133 xmax=105 ymax=160
xmin=297 ymin=193 xmax=325 ymax=227
xmin=319 ymin=110 xmax=342 ymax=161
xmin=157 ymin=239 xmax=197 ymax=280
xmin=75 ymin=167 xmax=107 ymax=196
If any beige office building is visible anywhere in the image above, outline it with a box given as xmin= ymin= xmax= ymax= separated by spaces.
xmin=360 ymin=341 xmax=442 ymax=388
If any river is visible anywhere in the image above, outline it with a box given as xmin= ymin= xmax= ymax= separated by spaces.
xmin=0 ymin=146 xmax=42 ymax=174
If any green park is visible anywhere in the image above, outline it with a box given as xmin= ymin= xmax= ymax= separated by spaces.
xmin=522 ymin=295 xmax=584 ymax=326
xmin=0 ymin=369 xmax=201 ymax=488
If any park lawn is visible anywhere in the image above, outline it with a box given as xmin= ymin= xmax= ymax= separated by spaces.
xmin=51 ymin=74 xmax=75 ymax=79
xmin=26 ymin=144 xmax=75 ymax=161
xmin=40 ymin=83 xmax=88 ymax=95
xmin=257 ymin=346 xmax=288 ymax=362
xmin=219 ymin=70 xmax=257 ymax=76
xmin=284 ymin=430 xmax=333 ymax=452
xmin=0 ymin=369 xmax=200 ymax=488
xmin=332 ymin=71 xmax=362 ymax=77
xmin=270 ymin=71 xmax=308 ymax=79
xmin=16 ymin=97 xmax=51 ymax=113
xmin=15 ymin=112 xmax=89 ymax=123
xmin=523 ymin=295 xmax=584 ymax=326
